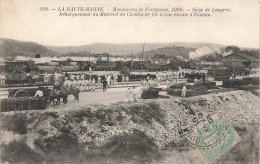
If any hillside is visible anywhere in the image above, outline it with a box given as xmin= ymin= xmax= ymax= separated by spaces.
xmin=0 ymin=38 xmax=58 ymax=58
xmin=47 ymin=43 xmax=174 ymax=55
xmin=1 ymin=38 xmax=258 ymax=59
xmin=135 ymin=46 xmax=197 ymax=58
xmin=47 ymin=42 xmax=226 ymax=57
xmin=0 ymin=90 xmax=259 ymax=164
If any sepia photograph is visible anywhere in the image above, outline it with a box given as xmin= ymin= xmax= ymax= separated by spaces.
xmin=0 ymin=0 xmax=259 ymax=163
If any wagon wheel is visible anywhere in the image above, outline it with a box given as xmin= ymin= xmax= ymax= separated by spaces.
xmin=12 ymin=90 xmax=29 ymax=113
xmin=14 ymin=90 xmax=29 ymax=98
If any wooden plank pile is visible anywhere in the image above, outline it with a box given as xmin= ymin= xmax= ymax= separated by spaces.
xmin=141 ymin=89 xmax=159 ymax=99
xmin=223 ymin=77 xmax=259 ymax=88
xmin=167 ymin=83 xmax=208 ymax=97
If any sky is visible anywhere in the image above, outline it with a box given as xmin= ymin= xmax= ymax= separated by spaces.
xmin=0 ymin=0 xmax=259 ymax=48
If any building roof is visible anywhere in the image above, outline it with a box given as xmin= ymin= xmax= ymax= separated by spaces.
xmin=221 ymin=53 xmax=260 ymax=61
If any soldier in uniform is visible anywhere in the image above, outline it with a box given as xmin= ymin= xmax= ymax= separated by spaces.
xmin=181 ymin=84 xmax=187 ymax=97
xmin=34 ymin=87 xmax=43 ymax=98
xmin=102 ymin=78 xmax=107 ymax=92
xmin=92 ymin=78 xmax=96 ymax=91
xmin=126 ymin=76 xmax=129 ymax=85
xmin=98 ymin=76 xmax=102 ymax=88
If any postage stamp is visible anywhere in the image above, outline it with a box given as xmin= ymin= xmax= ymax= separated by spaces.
xmin=181 ymin=111 xmax=240 ymax=164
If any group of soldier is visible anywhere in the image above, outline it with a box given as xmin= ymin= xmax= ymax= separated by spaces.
xmin=155 ymin=70 xmax=185 ymax=83
xmin=62 ymin=72 xmax=124 ymax=92
xmin=140 ymin=70 xmax=185 ymax=89
xmin=63 ymin=77 xmax=98 ymax=92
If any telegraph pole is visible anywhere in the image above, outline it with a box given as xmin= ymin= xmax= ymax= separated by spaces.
xmin=142 ymin=43 xmax=145 ymax=61
xmin=140 ymin=42 xmax=145 ymax=75
xmin=89 ymin=48 xmax=90 ymax=62
xmin=131 ymin=51 xmax=133 ymax=70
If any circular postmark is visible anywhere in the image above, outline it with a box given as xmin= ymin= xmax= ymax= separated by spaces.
xmin=178 ymin=111 xmax=228 ymax=149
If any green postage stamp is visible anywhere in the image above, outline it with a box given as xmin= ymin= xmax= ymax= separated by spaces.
xmin=185 ymin=111 xmax=240 ymax=164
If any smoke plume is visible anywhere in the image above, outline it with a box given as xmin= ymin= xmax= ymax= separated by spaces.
xmin=189 ymin=46 xmax=219 ymax=59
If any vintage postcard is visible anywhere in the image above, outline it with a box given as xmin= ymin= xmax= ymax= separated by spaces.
xmin=0 ymin=0 xmax=259 ymax=163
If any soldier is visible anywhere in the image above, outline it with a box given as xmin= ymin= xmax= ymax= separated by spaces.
xmin=194 ymin=77 xmax=198 ymax=83
xmin=122 ymin=75 xmax=125 ymax=83
xmin=65 ymin=71 xmax=69 ymax=80
xmin=0 ymin=73 xmax=6 ymax=85
xmin=76 ymin=74 xmax=80 ymax=81
xmin=72 ymin=79 xmax=77 ymax=88
xmin=70 ymin=74 xmax=75 ymax=80
xmin=126 ymin=76 xmax=129 ymax=85
xmin=181 ymin=84 xmax=187 ymax=97
xmin=97 ymin=76 xmax=102 ymax=88
xmin=63 ymin=79 xmax=68 ymax=87
xmin=92 ymin=78 xmax=96 ymax=91
xmin=88 ymin=77 xmax=92 ymax=91
xmin=102 ymin=78 xmax=107 ymax=92
xmin=76 ymin=79 xmax=81 ymax=88
xmin=34 ymin=87 xmax=43 ymax=98
xmin=107 ymin=74 xmax=111 ymax=87
xmin=80 ymin=79 xmax=85 ymax=92
xmin=132 ymin=86 xmax=138 ymax=102
xmin=81 ymin=74 xmax=85 ymax=80
xmin=84 ymin=78 xmax=89 ymax=91
xmin=44 ymin=72 xmax=48 ymax=83
xmin=114 ymin=74 xmax=118 ymax=86
xmin=67 ymin=79 xmax=72 ymax=88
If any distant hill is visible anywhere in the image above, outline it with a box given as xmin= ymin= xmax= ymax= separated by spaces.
xmin=0 ymin=38 xmax=58 ymax=58
xmin=47 ymin=43 xmax=175 ymax=55
xmin=134 ymin=46 xmax=196 ymax=59
xmin=2 ymin=38 xmax=257 ymax=60
xmin=47 ymin=42 xmax=226 ymax=57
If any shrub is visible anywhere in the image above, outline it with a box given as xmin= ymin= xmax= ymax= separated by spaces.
xmin=100 ymin=129 xmax=161 ymax=163
xmin=70 ymin=108 xmax=94 ymax=123
xmin=1 ymin=113 xmax=31 ymax=135
xmin=126 ymin=102 xmax=166 ymax=126
xmin=34 ymin=129 xmax=85 ymax=163
xmin=38 ymin=129 xmax=48 ymax=136
xmin=1 ymin=139 xmax=43 ymax=164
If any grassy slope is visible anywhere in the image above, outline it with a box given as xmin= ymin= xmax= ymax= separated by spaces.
xmin=0 ymin=90 xmax=259 ymax=164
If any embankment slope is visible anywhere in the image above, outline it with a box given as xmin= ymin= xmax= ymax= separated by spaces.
xmin=0 ymin=90 xmax=259 ymax=164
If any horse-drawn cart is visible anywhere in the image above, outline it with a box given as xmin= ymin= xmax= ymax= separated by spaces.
xmin=0 ymin=88 xmax=49 ymax=112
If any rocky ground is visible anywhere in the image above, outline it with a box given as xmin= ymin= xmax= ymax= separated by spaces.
xmin=0 ymin=90 xmax=259 ymax=164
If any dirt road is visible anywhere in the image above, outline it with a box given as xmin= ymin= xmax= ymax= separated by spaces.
xmin=46 ymin=87 xmax=143 ymax=111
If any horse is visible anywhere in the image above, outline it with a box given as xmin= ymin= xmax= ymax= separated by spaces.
xmin=60 ymin=86 xmax=80 ymax=102
xmin=47 ymin=89 xmax=62 ymax=106
xmin=44 ymin=86 xmax=80 ymax=106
